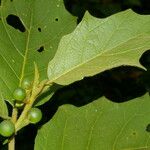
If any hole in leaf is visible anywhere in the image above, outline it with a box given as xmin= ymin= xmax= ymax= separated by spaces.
xmin=37 ymin=46 xmax=44 ymax=53
xmin=146 ymin=124 xmax=150 ymax=132
xmin=6 ymin=14 xmax=26 ymax=32
xmin=38 ymin=27 xmax=41 ymax=32
xmin=55 ymin=18 xmax=59 ymax=21
xmin=10 ymin=0 xmax=13 ymax=1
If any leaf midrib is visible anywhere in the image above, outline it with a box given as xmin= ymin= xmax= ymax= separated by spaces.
xmin=19 ymin=6 xmax=33 ymax=86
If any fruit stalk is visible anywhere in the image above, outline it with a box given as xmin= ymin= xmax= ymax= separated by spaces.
xmin=8 ymin=108 xmax=18 ymax=150
xmin=8 ymin=137 xmax=15 ymax=150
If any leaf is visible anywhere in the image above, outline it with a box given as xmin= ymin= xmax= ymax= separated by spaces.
xmin=35 ymin=83 xmax=62 ymax=106
xmin=35 ymin=94 xmax=150 ymax=150
xmin=0 ymin=0 xmax=76 ymax=105
xmin=48 ymin=9 xmax=150 ymax=85
xmin=0 ymin=93 xmax=8 ymax=119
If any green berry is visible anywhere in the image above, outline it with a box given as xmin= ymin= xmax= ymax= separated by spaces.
xmin=28 ymin=108 xmax=42 ymax=124
xmin=21 ymin=78 xmax=32 ymax=89
xmin=13 ymin=87 xmax=26 ymax=102
xmin=0 ymin=120 xmax=15 ymax=137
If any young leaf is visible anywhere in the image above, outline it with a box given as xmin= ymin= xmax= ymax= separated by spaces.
xmin=48 ymin=9 xmax=150 ymax=85
xmin=35 ymin=94 xmax=150 ymax=150
xmin=0 ymin=0 xmax=76 ymax=105
xmin=32 ymin=62 xmax=40 ymax=89
xmin=35 ymin=84 xmax=62 ymax=106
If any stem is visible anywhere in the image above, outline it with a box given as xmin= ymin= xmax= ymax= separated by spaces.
xmin=8 ymin=108 xmax=18 ymax=150
xmin=15 ymin=95 xmax=35 ymax=131
xmin=12 ymin=108 xmax=18 ymax=122
xmin=8 ymin=137 xmax=15 ymax=150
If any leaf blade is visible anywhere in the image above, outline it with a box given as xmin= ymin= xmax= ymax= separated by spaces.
xmin=35 ymin=94 xmax=150 ymax=150
xmin=0 ymin=0 xmax=76 ymax=106
xmin=48 ymin=10 xmax=150 ymax=85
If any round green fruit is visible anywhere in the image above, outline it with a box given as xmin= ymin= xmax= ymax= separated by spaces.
xmin=28 ymin=108 xmax=42 ymax=124
xmin=21 ymin=78 xmax=32 ymax=89
xmin=0 ymin=120 xmax=15 ymax=137
xmin=13 ymin=87 xmax=26 ymax=102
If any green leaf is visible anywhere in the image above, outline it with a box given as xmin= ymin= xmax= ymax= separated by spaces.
xmin=35 ymin=94 xmax=150 ymax=150
xmin=0 ymin=93 xmax=8 ymax=119
xmin=35 ymin=83 xmax=62 ymax=106
xmin=48 ymin=9 xmax=150 ymax=85
xmin=0 ymin=0 xmax=76 ymax=105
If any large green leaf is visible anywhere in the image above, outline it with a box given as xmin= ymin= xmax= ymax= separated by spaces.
xmin=48 ymin=9 xmax=150 ymax=85
xmin=0 ymin=0 xmax=76 ymax=106
xmin=35 ymin=94 xmax=150 ymax=150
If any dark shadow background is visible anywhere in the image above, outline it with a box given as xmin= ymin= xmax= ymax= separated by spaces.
xmin=64 ymin=0 xmax=150 ymax=22
xmin=0 ymin=0 xmax=150 ymax=149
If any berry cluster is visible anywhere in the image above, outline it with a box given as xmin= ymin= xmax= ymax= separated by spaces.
xmin=0 ymin=78 xmax=43 ymax=137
